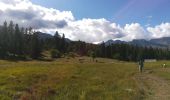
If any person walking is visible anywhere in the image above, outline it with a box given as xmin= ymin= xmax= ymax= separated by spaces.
xmin=139 ymin=59 xmax=144 ymax=73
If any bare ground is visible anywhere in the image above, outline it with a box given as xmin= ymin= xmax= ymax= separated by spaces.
xmin=135 ymin=69 xmax=170 ymax=100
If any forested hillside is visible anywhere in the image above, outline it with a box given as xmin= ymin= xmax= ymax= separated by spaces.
xmin=0 ymin=21 xmax=170 ymax=61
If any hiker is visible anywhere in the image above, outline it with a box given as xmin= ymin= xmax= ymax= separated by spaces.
xmin=138 ymin=59 xmax=144 ymax=73
xmin=162 ymin=63 xmax=166 ymax=68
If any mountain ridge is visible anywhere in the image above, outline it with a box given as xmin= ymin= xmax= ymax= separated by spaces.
xmin=104 ymin=37 xmax=170 ymax=48
xmin=35 ymin=31 xmax=170 ymax=48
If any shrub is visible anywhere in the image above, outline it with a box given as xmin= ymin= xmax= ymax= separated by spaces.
xmin=68 ymin=52 xmax=75 ymax=58
xmin=112 ymin=53 xmax=121 ymax=59
xmin=51 ymin=49 xmax=61 ymax=58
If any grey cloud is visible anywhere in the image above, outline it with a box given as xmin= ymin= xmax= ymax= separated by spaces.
xmin=6 ymin=9 xmax=36 ymax=20
xmin=0 ymin=10 xmax=3 ymax=15
xmin=0 ymin=0 xmax=72 ymax=29
xmin=55 ymin=20 xmax=68 ymax=28
xmin=0 ymin=8 xmax=68 ymax=29
xmin=104 ymin=27 xmax=125 ymax=39
xmin=26 ymin=19 xmax=68 ymax=29
xmin=27 ymin=19 xmax=48 ymax=29
xmin=0 ymin=0 xmax=19 ymax=5
xmin=111 ymin=32 xmax=125 ymax=38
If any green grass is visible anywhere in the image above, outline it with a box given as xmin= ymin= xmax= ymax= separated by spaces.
xmin=145 ymin=60 xmax=170 ymax=80
xmin=1 ymin=57 xmax=169 ymax=100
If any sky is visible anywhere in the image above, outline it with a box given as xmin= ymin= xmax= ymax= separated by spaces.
xmin=31 ymin=0 xmax=170 ymax=26
xmin=0 ymin=0 xmax=170 ymax=43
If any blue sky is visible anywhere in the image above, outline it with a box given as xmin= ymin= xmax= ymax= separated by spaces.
xmin=1 ymin=0 xmax=170 ymax=42
xmin=31 ymin=0 xmax=170 ymax=26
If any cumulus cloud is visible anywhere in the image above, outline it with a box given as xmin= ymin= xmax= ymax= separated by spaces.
xmin=0 ymin=0 xmax=73 ymax=28
xmin=122 ymin=23 xmax=150 ymax=41
xmin=0 ymin=0 xmax=170 ymax=43
xmin=58 ymin=18 xmax=126 ymax=43
xmin=147 ymin=23 xmax=170 ymax=38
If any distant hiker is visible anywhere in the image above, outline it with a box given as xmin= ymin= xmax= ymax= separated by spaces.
xmin=162 ymin=63 xmax=166 ymax=68
xmin=91 ymin=51 xmax=96 ymax=62
xmin=138 ymin=59 xmax=144 ymax=73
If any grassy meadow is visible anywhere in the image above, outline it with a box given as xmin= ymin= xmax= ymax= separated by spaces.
xmin=0 ymin=57 xmax=170 ymax=100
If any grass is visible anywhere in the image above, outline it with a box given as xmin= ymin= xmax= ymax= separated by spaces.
xmin=145 ymin=60 xmax=170 ymax=80
xmin=1 ymin=57 xmax=170 ymax=100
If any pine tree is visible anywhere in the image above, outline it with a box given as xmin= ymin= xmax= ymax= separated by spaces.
xmin=26 ymin=27 xmax=33 ymax=56
xmin=14 ymin=24 xmax=22 ymax=55
xmin=54 ymin=31 xmax=61 ymax=50
xmin=100 ymin=41 xmax=106 ymax=57
xmin=60 ymin=34 xmax=66 ymax=53
xmin=31 ymin=32 xmax=42 ymax=59
xmin=8 ymin=21 xmax=15 ymax=54
xmin=0 ymin=21 xmax=8 ymax=57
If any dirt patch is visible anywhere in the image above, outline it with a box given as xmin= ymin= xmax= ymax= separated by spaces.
xmin=135 ymin=69 xmax=170 ymax=100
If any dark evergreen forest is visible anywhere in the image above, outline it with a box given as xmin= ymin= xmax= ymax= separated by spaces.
xmin=0 ymin=21 xmax=170 ymax=61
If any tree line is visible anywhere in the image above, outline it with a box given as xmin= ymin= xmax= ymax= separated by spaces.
xmin=95 ymin=42 xmax=170 ymax=61
xmin=0 ymin=21 xmax=43 ymax=59
xmin=0 ymin=21 xmax=92 ymax=60
xmin=0 ymin=21 xmax=170 ymax=61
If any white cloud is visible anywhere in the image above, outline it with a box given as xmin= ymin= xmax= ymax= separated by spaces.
xmin=147 ymin=23 xmax=170 ymax=38
xmin=0 ymin=0 xmax=73 ymax=28
xmin=122 ymin=23 xmax=150 ymax=41
xmin=58 ymin=18 xmax=125 ymax=43
xmin=0 ymin=0 xmax=170 ymax=43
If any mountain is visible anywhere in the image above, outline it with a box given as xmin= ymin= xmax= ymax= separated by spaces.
xmin=130 ymin=39 xmax=150 ymax=46
xmin=105 ymin=40 xmax=126 ymax=46
xmin=36 ymin=32 xmax=71 ymax=43
xmin=35 ymin=31 xmax=170 ymax=48
xmin=104 ymin=37 xmax=170 ymax=48
xmin=36 ymin=32 xmax=53 ymax=40
xmin=65 ymin=38 xmax=71 ymax=43
xmin=129 ymin=39 xmax=167 ymax=48
xmin=150 ymin=37 xmax=170 ymax=46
